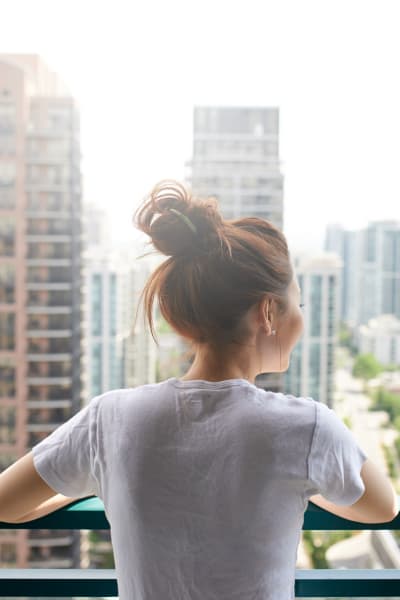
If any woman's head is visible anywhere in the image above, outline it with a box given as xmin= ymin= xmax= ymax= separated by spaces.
xmin=134 ymin=180 xmax=303 ymax=373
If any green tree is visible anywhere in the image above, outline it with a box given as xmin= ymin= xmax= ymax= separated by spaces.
xmin=352 ymin=353 xmax=382 ymax=381
xmin=371 ymin=386 xmax=400 ymax=423
xmin=384 ymin=363 xmax=400 ymax=372
xmin=338 ymin=322 xmax=357 ymax=355
xmin=342 ymin=415 xmax=352 ymax=430
xmin=302 ymin=530 xmax=355 ymax=568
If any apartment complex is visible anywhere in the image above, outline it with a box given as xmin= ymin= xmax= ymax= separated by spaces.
xmin=83 ymin=241 xmax=157 ymax=401
xmin=0 ymin=54 xmax=82 ymax=567
xmin=325 ymin=221 xmax=400 ymax=327
xmin=284 ymin=253 xmax=342 ymax=407
xmin=187 ymin=106 xmax=284 ymax=227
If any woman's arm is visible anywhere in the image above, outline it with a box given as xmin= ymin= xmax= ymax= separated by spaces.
xmin=10 ymin=493 xmax=79 ymax=523
xmin=310 ymin=458 xmax=398 ymax=523
xmin=0 ymin=452 xmax=79 ymax=523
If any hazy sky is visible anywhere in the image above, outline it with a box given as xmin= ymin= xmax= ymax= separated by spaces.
xmin=2 ymin=0 xmax=400 ymax=252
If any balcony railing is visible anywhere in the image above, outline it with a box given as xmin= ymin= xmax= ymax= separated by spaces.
xmin=0 ymin=497 xmax=399 ymax=597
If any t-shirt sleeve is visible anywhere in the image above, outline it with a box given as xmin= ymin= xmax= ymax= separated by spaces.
xmin=307 ymin=401 xmax=368 ymax=506
xmin=31 ymin=396 xmax=100 ymax=498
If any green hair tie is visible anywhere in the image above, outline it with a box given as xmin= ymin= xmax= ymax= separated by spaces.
xmin=169 ymin=208 xmax=197 ymax=234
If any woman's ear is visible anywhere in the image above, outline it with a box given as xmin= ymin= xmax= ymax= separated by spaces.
xmin=259 ymin=297 xmax=273 ymax=335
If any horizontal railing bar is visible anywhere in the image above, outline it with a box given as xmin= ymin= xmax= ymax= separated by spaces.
xmin=295 ymin=569 xmax=400 ymax=597
xmin=0 ymin=568 xmax=117 ymax=597
xmin=1 ymin=497 xmax=399 ymax=530
xmin=1 ymin=568 xmax=400 ymax=597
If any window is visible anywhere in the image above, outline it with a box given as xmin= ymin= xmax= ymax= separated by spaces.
xmin=27 ymin=265 xmax=71 ymax=284
xmin=0 ymin=161 xmax=15 ymax=182
xmin=0 ymin=264 xmax=15 ymax=303
xmin=0 ymin=185 xmax=15 ymax=208
xmin=382 ymin=276 xmax=395 ymax=315
xmin=109 ymin=273 xmax=117 ymax=336
xmin=383 ymin=230 xmax=400 ymax=272
xmin=27 ymin=241 xmax=70 ymax=259
xmin=327 ymin=342 xmax=335 ymax=373
xmin=0 ymin=406 xmax=16 ymax=443
xmin=365 ymin=227 xmax=376 ymax=262
xmin=91 ymin=274 xmax=103 ymax=335
xmin=27 ymin=289 xmax=72 ymax=307
xmin=28 ymin=431 xmax=48 ymax=448
xmin=91 ymin=342 xmax=103 ymax=396
xmin=0 ymin=542 xmax=17 ymax=564
xmin=0 ymin=358 xmax=16 ymax=397
xmin=310 ymin=275 xmax=322 ymax=337
xmin=28 ymin=406 xmax=70 ymax=425
xmin=0 ymin=313 xmax=15 ymax=350
xmin=0 ymin=161 xmax=16 ymax=186
xmin=328 ymin=275 xmax=336 ymax=336
xmin=0 ymin=103 xmax=15 ymax=130
xmin=47 ymin=107 xmax=71 ymax=131
xmin=309 ymin=342 xmax=321 ymax=386
xmin=0 ymin=215 xmax=15 ymax=256
xmin=0 ymin=102 xmax=16 ymax=155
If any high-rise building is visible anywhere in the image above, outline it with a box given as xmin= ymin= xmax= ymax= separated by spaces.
xmin=124 ymin=255 xmax=158 ymax=388
xmin=83 ymin=247 xmax=128 ymax=399
xmin=187 ymin=106 xmax=284 ymax=228
xmin=324 ymin=224 xmax=363 ymax=326
xmin=83 ymin=241 xmax=157 ymax=400
xmin=82 ymin=202 xmax=110 ymax=248
xmin=325 ymin=221 xmax=400 ymax=328
xmin=284 ymin=253 xmax=342 ymax=407
xmin=0 ymin=54 xmax=82 ymax=568
xmin=361 ymin=221 xmax=400 ymax=326
xmin=186 ymin=106 xmax=284 ymax=391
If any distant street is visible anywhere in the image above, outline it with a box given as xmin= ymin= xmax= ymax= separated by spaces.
xmin=334 ymin=352 xmax=397 ymax=477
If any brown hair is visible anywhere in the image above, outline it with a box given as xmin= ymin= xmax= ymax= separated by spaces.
xmin=133 ymin=180 xmax=293 ymax=347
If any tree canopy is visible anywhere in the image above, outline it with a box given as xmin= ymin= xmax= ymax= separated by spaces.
xmin=352 ymin=353 xmax=382 ymax=380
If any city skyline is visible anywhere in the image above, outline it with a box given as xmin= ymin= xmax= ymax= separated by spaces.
xmin=1 ymin=0 xmax=400 ymax=254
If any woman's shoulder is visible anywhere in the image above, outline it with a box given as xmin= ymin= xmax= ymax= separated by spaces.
xmin=249 ymin=386 xmax=319 ymax=425
xmin=87 ymin=380 xmax=169 ymax=410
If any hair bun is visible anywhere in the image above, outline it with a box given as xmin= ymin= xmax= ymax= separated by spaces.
xmin=134 ymin=179 xmax=231 ymax=258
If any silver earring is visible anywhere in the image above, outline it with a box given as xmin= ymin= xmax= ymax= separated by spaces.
xmin=272 ymin=329 xmax=276 ymax=336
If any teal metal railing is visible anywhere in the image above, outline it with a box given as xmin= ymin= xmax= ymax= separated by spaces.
xmin=1 ymin=497 xmax=400 ymax=597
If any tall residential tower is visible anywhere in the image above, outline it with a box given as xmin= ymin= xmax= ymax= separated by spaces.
xmin=284 ymin=253 xmax=342 ymax=407
xmin=325 ymin=221 xmax=400 ymax=328
xmin=0 ymin=54 xmax=82 ymax=568
xmin=187 ymin=106 xmax=284 ymax=228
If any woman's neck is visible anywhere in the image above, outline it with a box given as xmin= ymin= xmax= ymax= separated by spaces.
xmin=180 ymin=345 xmax=257 ymax=383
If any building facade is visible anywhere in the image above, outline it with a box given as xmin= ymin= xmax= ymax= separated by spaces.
xmin=284 ymin=253 xmax=342 ymax=407
xmin=357 ymin=314 xmax=400 ymax=367
xmin=325 ymin=221 xmax=400 ymax=328
xmin=123 ymin=256 xmax=158 ymax=389
xmin=0 ymin=54 xmax=82 ymax=568
xmin=83 ymin=241 xmax=157 ymax=400
xmin=187 ymin=106 xmax=284 ymax=227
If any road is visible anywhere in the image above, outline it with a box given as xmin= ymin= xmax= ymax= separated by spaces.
xmin=334 ymin=360 xmax=397 ymax=477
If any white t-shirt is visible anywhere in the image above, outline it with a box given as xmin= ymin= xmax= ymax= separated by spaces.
xmin=32 ymin=377 xmax=367 ymax=600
